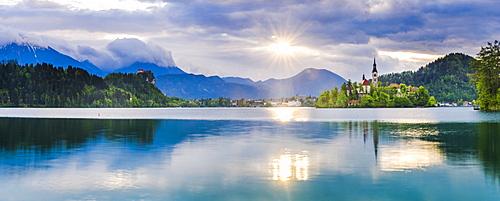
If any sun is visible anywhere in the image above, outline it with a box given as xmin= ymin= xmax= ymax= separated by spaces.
xmin=249 ymin=18 xmax=316 ymax=79
xmin=269 ymin=41 xmax=294 ymax=55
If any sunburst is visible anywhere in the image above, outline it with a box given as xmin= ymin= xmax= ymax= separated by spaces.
xmin=255 ymin=19 xmax=314 ymax=78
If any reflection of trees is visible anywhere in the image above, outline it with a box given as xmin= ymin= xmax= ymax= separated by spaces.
xmin=0 ymin=118 xmax=159 ymax=151
xmin=478 ymin=123 xmax=500 ymax=183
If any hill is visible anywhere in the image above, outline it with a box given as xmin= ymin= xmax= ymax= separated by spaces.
xmin=0 ymin=43 xmax=106 ymax=77
xmin=378 ymin=53 xmax=477 ymax=102
xmin=0 ymin=61 xmax=172 ymax=107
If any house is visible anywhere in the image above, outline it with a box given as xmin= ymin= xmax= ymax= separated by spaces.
xmin=347 ymin=100 xmax=360 ymax=106
xmin=137 ymin=69 xmax=156 ymax=86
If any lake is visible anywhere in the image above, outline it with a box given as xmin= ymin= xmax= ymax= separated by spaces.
xmin=1 ymin=107 xmax=500 ymax=200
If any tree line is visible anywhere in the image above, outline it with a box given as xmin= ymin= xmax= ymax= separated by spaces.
xmin=470 ymin=41 xmax=500 ymax=111
xmin=0 ymin=61 xmax=177 ymax=107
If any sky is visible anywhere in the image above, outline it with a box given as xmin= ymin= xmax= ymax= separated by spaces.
xmin=0 ymin=0 xmax=499 ymax=81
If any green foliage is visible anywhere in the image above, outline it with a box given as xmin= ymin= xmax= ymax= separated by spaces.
xmin=194 ymin=97 xmax=233 ymax=107
xmin=426 ymin=96 xmax=438 ymax=107
xmin=315 ymin=83 xmax=434 ymax=108
xmin=0 ymin=61 xmax=192 ymax=107
xmin=470 ymin=41 xmax=500 ymax=111
xmin=379 ymin=53 xmax=477 ymax=103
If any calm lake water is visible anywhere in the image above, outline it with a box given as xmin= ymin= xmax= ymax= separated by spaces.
xmin=1 ymin=107 xmax=500 ymax=200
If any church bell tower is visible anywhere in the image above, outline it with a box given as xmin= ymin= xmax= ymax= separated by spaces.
xmin=372 ymin=57 xmax=378 ymax=87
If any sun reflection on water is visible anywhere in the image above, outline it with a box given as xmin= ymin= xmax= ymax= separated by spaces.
xmin=272 ymin=107 xmax=295 ymax=122
xmin=379 ymin=140 xmax=444 ymax=172
xmin=271 ymin=107 xmax=310 ymax=122
xmin=272 ymin=150 xmax=309 ymax=181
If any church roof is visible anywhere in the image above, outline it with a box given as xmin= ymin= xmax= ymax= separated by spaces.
xmin=372 ymin=57 xmax=378 ymax=73
xmin=362 ymin=79 xmax=371 ymax=85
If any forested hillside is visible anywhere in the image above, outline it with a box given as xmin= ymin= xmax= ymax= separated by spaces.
xmin=378 ymin=53 xmax=476 ymax=102
xmin=0 ymin=60 xmax=179 ymax=107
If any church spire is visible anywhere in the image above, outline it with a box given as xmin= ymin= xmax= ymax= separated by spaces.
xmin=372 ymin=56 xmax=379 ymax=87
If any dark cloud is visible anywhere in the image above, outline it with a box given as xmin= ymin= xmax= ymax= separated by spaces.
xmin=1 ymin=0 xmax=499 ymax=80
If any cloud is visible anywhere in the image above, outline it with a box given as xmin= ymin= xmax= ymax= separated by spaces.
xmin=104 ymin=38 xmax=176 ymax=69
xmin=0 ymin=26 xmax=177 ymax=71
xmin=1 ymin=0 xmax=499 ymax=80
xmin=76 ymin=38 xmax=177 ymax=71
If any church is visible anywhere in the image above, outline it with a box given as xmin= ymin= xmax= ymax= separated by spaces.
xmin=358 ymin=57 xmax=378 ymax=95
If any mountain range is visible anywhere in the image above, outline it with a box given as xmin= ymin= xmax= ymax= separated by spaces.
xmin=0 ymin=42 xmax=347 ymax=99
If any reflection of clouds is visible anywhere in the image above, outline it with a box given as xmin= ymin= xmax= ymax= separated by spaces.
xmin=0 ymin=129 xmax=317 ymax=199
xmin=272 ymin=150 xmax=309 ymax=181
xmin=0 ymin=120 xmax=464 ymax=200
xmin=27 ymin=159 xmax=148 ymax=191
xmin=379 ymin=140 xmax=444 ymax=172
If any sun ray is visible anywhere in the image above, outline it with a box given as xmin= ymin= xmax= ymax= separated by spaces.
xmin=249 ymin=17 xmax=316 ymax=80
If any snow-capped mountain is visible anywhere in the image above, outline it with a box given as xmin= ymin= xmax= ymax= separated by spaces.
xmin=0 ymin=43 xmax=106 ymax=76
xmin=0 ymin=42 xmax=187 ymax=77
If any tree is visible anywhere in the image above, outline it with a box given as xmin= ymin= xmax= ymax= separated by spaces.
xmin=471 ymin=40 xmax=500 ymax=110
xmin=394 ymin=96 xmax=413 ymax=107
xmin=315 ymin=90 xmax=330 ymax=108
xmin=426 ymin=96 xmax=437 ymax=107
xmin=360 ymin=95 xmax=375 ymax=107
xmin=414 ymin=86 xmax=430 ymax=106
xmin=335 ymin=92 xmax=348 ymax=107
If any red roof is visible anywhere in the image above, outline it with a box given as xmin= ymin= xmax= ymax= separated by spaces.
xmin=347 ymin=100 xmax=360 ymax=104
xmin=409 ymin=87 xmax=419 ymax=92
xmin=361 ymin=79 xmax=370 ymax=85
xmin=137 ymin=69 xmax=144 ymax=73
xmin=389 ymin=83 xmax=400 ymax=88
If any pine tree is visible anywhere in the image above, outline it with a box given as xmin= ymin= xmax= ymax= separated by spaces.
xmin=471 ymin=40 xmax=500 ymax=111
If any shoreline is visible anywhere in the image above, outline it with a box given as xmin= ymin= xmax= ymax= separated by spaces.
xmin=0 ymin=107 xmax=492 ymax=123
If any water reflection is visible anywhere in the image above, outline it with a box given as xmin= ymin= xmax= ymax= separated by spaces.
xmin=271 ymin=107 xmax=310 ymax=122
xmin=478 ymin=123 xmax=500 ymax=184
xmin=0 ymin=118 xmax=159 ymax=151
xmin=379 ymin=140 xmax=444 ymax=172
xmin=3 ymin=118 xmax=500 ymax=200
xmin=271 ymin=149 xmax=309 ymax=181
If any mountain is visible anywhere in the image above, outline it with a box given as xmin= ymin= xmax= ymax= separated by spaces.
xmin=0 ymin=43 xmax=106 ymax=77
xmin=259 ymin=68 xmax=346 ymax=98
xmin=378 ymin=53 xmax=477 ymax=102
xmin=222 ymin=77 xmax=256 ymax=86
xmin=0 ymin=42 xmax=347 ymax=100
xmin=156 ymin=68 xmax=346 ymax=99
xmin=223 ymin=68 xmax=347 ymax=98
xmin=156 ymin=74 xmax=269 ymax=99
xmin=113 ymin=62 xmax=186 ymax=75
